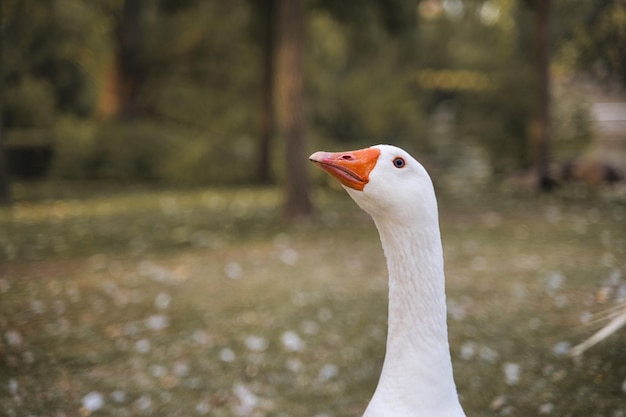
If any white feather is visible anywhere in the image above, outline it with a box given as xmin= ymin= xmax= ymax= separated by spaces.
xmin=343 ymin=145 xmax=465 ymax=417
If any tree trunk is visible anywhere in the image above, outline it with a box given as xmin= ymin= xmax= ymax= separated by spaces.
xmin=256 ymin=0 xmax=276 ymax=184
xmin=275 ymin=0 xmax=311 ymax=220
xmin=96 ymin=0 xmax=143 ymax=121
xmin=533 ymin=0 xmax=555 ymax=191
xmin=0 ymin=0 xmax=11 ymax=205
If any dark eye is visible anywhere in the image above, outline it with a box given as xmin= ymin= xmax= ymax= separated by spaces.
xmin=393 ymin=157 xmax=405 ymax=168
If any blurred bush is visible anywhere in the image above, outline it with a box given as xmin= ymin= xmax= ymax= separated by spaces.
xmin=551 ymin=82 xmax=594 ymax=161
xmin=4 ymin=0 xmax=609 ymax=186
xmin=4 ymin=77 xmax=56 ymax=128
xmin=52 ymin=119 xmax=256 ymax=184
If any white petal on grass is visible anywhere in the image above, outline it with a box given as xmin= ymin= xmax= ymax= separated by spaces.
xmin=5 ymin=330 xmax=23 ymax=347
xmin=539 ymin=402 xmax=555 ymax=414
xmin=135 ymin=338 xmax=151 ymax=354
xmin=552 ymin=341 xmax=571 ymax=357
xmin=245 ymin=335 xmax=268 ymax=352
xmin=478 ymin=345 xmax=499 ymax=363
xmin=173 ymin=360 xmax=190 ymax=377
xmin=145 ymin=314 xmax=170 ymax=331
xmin=318 ymin=364 xmax=339 ymax=381
xmin=286 ymin=357 xmax=304 ymax=373
xmin=195 ymin=400 xmax=211 ymax=415
xmin=281 ymin=331 xmax=305 ymax=352
xmin=110 ymin=390 xmax=127 ymax=403
xmin=224 ymin=262 xmax=243 ymax=280
xmin=545 ymin=272 xmax=565 ymax=294
xmin=503 ymin=362 xmax=520 ymax=386
xmin=150 ymin=365 xmax=167 ymax=378
xmin=134 ymin=394 xmax=152 ymax=411
xmin=233 ymin=383 xmax=259 ymax=416
xmin=154 ymin=292 xmax=171 ymax=310
xmin=460 ymin=341 xmax=476 ymax=360
xmin=490 ymin=395 xmax=509 ymax=411
xmin=300 ymin=320 xmax=320 ymax=335
xmin=82 ymin=391 xmax=104 ymax=412
xmin=8 ymin=378 xmax=18 ymax=396
xmin=279 ymin=248 xmax=299 ymax=265
xmin=219 ymin=348 xmax=236 ymax=363
xmin=448 ymin=302 xmax=467 ymax=321
xmin=193 ymin=329 xmax=212 ymax=346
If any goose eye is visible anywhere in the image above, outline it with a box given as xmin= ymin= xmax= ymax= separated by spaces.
xmin=393 ymin=157 xmax=406 ymax=168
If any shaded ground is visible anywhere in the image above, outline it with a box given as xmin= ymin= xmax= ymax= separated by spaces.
xmin=1 ymin=182 xmax=625 ymax=416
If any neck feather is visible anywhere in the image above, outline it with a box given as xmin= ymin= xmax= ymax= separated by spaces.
xmin=363 ymin=214 xmax=465 ymax=417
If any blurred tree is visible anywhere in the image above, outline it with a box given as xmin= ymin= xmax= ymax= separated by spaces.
xmin=249 ymin=0 xmax=277 ymax=184
xmin=532 ymin=0 xmax=555 ymax=191
xmin=2 ymin=0 xmax=101 ymax=183
xmin=3 ymin=0 xmax=99 ymax=123
xmin=0 ymin=0 xmax=10 ymax=204
xmin=415 ymin=0 xmax=537 ymax=175
xmin=96 ymin=0 xmax=145 ymax=120
xmin=276 ymin=0 xmax=311 ymax=219
xmin=553 ymin=0 xmax=626 ymax=86
xmin=307 ymin=0 xmax=422 ymax=152
xmin=3 ymin=0 xmax=617 ymax=189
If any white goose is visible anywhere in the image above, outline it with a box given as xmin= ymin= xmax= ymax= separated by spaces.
xmin=310 ymin=144 xmax=466 ymax=417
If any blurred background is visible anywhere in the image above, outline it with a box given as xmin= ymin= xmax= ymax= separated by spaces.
xmin=1 ymin=0 xmax=625 ymax=208
xmin=1 ymin=1 xmax=626 ymax=416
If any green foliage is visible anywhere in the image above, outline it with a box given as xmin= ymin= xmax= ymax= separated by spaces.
xmin=51 ymin=118 xmax=98 ymax=178
xmin=3 ymin=0 xmax=614 ymax=184
xmin=554 ymin=0 xmax=626 ymax=85
xmin=3 ymin=0 xmax=102 ymax=123
xmin=414 ymin=0 xmax=538 ymax=174
xmin=88 ymin=122 xmax=177 ymax=181
xmin=52 ymin=119 xmax=256 ymax=184
xmin=307 ymin=10 xmax=424 ymax=151
xmin=456 ymin=65 xmax=535 ymax=174
xmin=3 ymin=77 xmax=56 ymax=128
xmin=551 ymin=82 xmax=595 ymax=161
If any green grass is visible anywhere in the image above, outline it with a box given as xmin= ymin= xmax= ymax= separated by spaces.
xmin=1 ymin=182 xmax=625 ymax=416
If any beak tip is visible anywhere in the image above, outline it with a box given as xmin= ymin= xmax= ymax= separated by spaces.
xmin=309 ymin=151 xmax=327 ymax=163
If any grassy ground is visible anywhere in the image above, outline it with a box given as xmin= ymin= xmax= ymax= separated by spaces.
xmin=0 ymin=182 xmax=625 ymax=417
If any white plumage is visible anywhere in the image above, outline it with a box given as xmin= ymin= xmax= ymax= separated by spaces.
xmin=310 ymin=145 xmax=466 ymax=417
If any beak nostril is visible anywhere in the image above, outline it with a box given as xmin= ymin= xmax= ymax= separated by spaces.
xmin=340 ymin=154 xmax=354 ymax=161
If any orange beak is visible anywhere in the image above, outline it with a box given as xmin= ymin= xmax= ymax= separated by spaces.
xmin=309 ymin=148 xmax=381 ymax=191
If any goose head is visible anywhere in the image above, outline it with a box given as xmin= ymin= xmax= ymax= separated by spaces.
xmin=309 ymin=144 xmax=438 ymax=226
